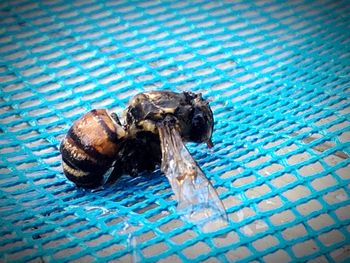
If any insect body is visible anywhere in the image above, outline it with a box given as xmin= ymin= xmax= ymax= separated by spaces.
xmin=60 ymin=90 xmax=227 ymax=223
xmin=60 ymin=109 xmax=126 ymax=188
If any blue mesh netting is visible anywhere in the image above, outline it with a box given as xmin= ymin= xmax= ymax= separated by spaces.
xmin=1 ymin=0 xmax=350 ymax=262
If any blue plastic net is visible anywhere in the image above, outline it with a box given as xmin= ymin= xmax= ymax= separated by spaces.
xmin=1 ymin=0 xmax=350 ymax=262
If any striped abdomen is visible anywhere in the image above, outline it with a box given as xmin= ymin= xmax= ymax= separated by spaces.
xmin=60 ymin=109 xmax=126 ymax=188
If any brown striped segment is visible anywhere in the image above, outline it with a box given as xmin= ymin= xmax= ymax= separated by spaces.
xmin=67 ymin=128 xmax=111 ymax=161
xmin=62 ymin=161 xmax=89 ymax=178
xmin=60 ymin=136 xmax=111 ymax=174
xmin=62 ymin=160 xmax=104 ymax=188
xmin=73 ymin=109 xmax=125 ymax=158
xmin=60 ymin=136 xmax=97 ymax=161
xmin=90 ymin=109 xmax=121 ymax=143
xmin=59 ymin=109 xmax=127 ymax=187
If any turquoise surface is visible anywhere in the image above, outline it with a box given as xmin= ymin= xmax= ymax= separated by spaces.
xmin=0 ymin=0 xmax=349 ymax=262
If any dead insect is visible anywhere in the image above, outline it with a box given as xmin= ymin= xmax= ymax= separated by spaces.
xmin=60 ymin=90 xmax=227 ymax=222
xmin=60 ymin=109 xmax=126 ymax=188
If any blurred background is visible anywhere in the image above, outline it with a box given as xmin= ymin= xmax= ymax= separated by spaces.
xmin=0 ymin=0 xmax=349 ymax=262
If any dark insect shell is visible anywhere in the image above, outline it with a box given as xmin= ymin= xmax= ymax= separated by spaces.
xmin=108 ymin=131 xmax=162 ymax=183
xmin=124 ymin=91 xmax=214 ymax=144
xmin=60 ymin=109 xmax=126 ymax=188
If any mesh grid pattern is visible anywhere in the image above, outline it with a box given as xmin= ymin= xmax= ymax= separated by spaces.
xmin=1 ymin=0 xmax=350 ymax=262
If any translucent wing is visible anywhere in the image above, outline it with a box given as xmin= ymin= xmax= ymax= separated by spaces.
xmin=157 ymin=122 xmax=228 ymax=230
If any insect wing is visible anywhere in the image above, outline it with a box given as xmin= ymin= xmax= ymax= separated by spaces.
xmin=158 ymin=124 xmax=227 ymax=227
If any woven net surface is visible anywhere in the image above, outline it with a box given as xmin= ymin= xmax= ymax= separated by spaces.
xmin=0 ymin=0 xmax=349 ymax=262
